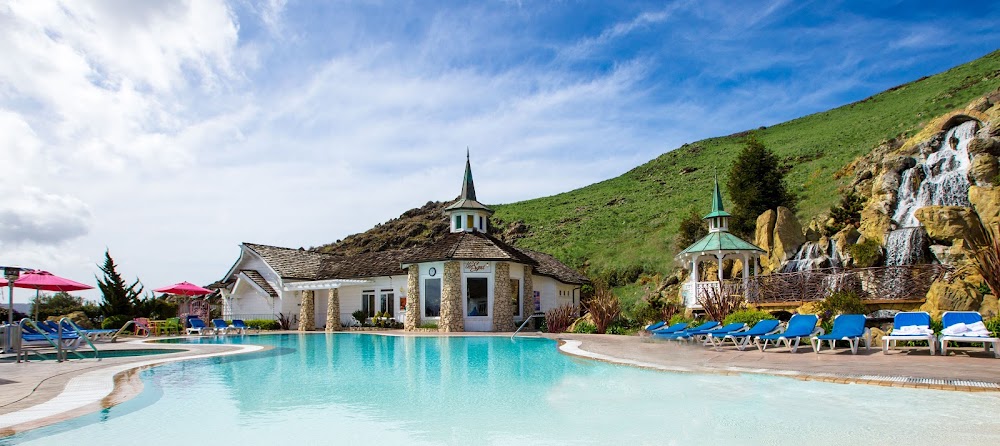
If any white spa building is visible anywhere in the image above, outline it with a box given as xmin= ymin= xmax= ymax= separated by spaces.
xmin=218 ymin=155 xmax=588 ymax=332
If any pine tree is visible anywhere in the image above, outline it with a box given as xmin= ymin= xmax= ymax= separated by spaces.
xmin=726 ymin=133 xmax=797 ymax=236
xmin=97 ymin=250 xmax=143 ymax=318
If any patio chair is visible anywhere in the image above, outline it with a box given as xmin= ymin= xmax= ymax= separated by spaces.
xmin=187 ymin=317 xmax=210 ymax=335
xmin=133 ymin=318 xmax=151 ymax=337
xmin=653 ymin=321 xmax=720 ymax=340
xmin=718 ymin=319 xmax=781 ymax=350
xmin=939 ymin=311 xmax=999 ymax=358
xmin=755 ymin=314 xmax=822 ymax=352
xmin=811 ymin=314 xmax=871 ymax=354
xmin=211 ymin=319 xmax=235 ymax=335
xmin=649 ymin=322 xmax=690 ymax=335
xmin=162 ymin=317 xmax=183 ymax=336
xmin=653 ymin=321 xmax=719 ymax=339
xmin=644 ymin=321 xmax=667 ymax=332
xmin=697 ymin=322 xmax=748 ymax=345
xmin=881 ymin=311 xmax=936 ymax=355
xmin=230 ymin=319 xmax=251 ymax=334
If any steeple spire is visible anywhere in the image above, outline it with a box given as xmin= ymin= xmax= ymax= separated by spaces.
xmin=460 ymin=147 xmax=477 ymax=201
xmin=711 ymin=175 xmax=725 ymax=214
xmin=703 ymin=173 xmax=731 ymax=232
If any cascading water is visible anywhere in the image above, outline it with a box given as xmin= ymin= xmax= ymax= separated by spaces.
xmin=885 ymin=120 xmax=977 ymax=265
xmin=782 ymin=239 xmax=843 ymax=272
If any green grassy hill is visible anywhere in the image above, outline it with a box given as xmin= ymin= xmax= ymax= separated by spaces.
xmin=491 ymin=50 xmax=1000 ymax=283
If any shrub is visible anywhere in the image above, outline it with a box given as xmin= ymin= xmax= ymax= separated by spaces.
xmin=669 ymin=313 xmax=693 ymax=325
xmin=817 ymin=290 xmax=867 ymax=320
xmin=352 ymin=310 xmax=368 ymax=326
xmin=101 ymin=314 xmax=131 ymax=330
xmin=545 ymin=304 xmax=578 ymax=333
xmin=847 ymin=238 xmax=883 ymax=268
xmin=417 ymin=322 xmax=438 ymax=329
xmin=696 ymin=281 xmax=745 ymax=323
xmin=723 ymin=309 xmax=775 ymax=327
xmin=825 ymin=190 xmax=865 ymax=234
xmin=276 ymin=312 xmax=296 ymax=330
xmin=585 ymin=285 xmax=622 ymax=334
xmin=571 ymin=321 xmax=597 ymax=334
xmin=245 ymin=319 xmax=280 ymax=330
xmin=607 ymin=319 xmax=639 ymax=336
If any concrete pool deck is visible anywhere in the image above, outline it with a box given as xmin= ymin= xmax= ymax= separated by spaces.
xmin=0 ymin=331 xmax=998 ymax=437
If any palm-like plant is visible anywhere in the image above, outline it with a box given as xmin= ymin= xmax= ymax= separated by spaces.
xmin=697 ymin=281 xmax=746 ymax=323
xmin=963 ymin=221 xmax=1000 ymax=298
xmin=585 ymin=285 xmax=621 ymax=334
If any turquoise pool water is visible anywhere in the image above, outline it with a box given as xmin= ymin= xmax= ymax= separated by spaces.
xmin=6 ymin=334 xmax=1000 ymax=445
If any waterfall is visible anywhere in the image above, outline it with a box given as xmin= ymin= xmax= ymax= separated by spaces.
xmin=891 ymin=120 xmax=977 ymax=227
xmin=884 ymin=120 xmax=977 ymax=265
xmin=885 ymin=227 xmax=927 ymax=266
xmin=782 ymin=239 xmax=843 ymax=272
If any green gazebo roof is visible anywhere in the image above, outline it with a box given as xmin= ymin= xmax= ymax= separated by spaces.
xmin=702 ymin=176 xmax=731 ymax=219
xmin=679 ymin=232 xmax=764 ymax=256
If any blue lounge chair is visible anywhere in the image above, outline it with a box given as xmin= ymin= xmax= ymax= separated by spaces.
xmin=939 ymin=311 xmax=999 ymax=358
xmin=211 ymin=319 xmax=234 ymax=335
xmin=756 ymin=314 xmax=822 ymax=352
xmin=654 ymin=321 xmax=720 ymax=340
xmin=811 ymin=314 xmax=871 ymax=354
xmin=650 ymin=322 xmax=690 ymax=335
xmin=719 ymin=319 xmax=780 ymax=350
xmin=231 ymin=319 xmax=251 ymax=334
xmin=697 ymin=322 xmax=748 ymax=345
xmin=187 ymin=317 xmax=210 ymax=335
xmin=59 ymin=320 xmax=116 ymax=341
xmin=644 ymin=321 xmax=667 ymax=332
xmin=881 ymin=311 xmax=936 ymax=355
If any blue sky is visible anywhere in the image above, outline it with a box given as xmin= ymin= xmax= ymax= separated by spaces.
xmin=0 ymin=0 xmax=997 ymax=301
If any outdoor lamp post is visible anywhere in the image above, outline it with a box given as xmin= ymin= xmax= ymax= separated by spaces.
xmin=4 ymin=266 xmax=22 ymax=353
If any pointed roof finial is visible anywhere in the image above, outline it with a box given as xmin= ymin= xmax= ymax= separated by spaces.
xmin=461 ymin=148 xmax=476 ymax=201
xmin=703 ymin=173 xmax=731 ymax=219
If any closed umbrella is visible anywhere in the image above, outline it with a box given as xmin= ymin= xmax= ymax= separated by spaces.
xmin=15 ymin=271 xmax=94 ymax=321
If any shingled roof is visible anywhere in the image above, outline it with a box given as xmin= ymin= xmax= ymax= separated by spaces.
xmin=239 ymin=270 xmax=279 ymax=297
xmin=243 ymin=242 xmax=413 ymax=281
xmin=517 ymin=249 xmax=589 ymax=285
xmin=401 ymin=230 xmax=537 ymax=265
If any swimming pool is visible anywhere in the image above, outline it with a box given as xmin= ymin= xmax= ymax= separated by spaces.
xmin=5 ymin=334 xmax=1000 ymax=445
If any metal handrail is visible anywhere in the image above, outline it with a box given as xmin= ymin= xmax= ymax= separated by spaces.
xmin=18 ymin=318 xmax=61 ymax=362
xmin=511 ymin=312 xmax=545 ymax=341
xmin=111 ymin=320 xmax=137 ymax=343
xmin=59 ymin=317 xmax=100 ymax=361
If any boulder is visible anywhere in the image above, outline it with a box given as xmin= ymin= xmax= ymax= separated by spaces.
xmin=831 ymin=226 xmax=861 ymax=266
xmin=967 ymin=136 xmax=1000 ymax=157
xmin=859 ymin=203 xmax=893 ymax=241
xmin=920 ymin=276 xmax=982 ymax=318
xmin=969 ymin=154 xmax=999 ymax=187
xmin=869 ymin=327 xmax=886 ymax=347
xmin=805 ymin=219 xmax=823 ymax=242
xmin=769 ymin=207 xmax=805 ymax=273
xmin=754 ymin=210 xmax=777 ymax=254
xmin=980 ymin=294 xmax=999 ymax=319
xmin=913 ymin=206 xmax=984 ymax=244
xmin=969 ymin=185 xmax=1000 ymax=229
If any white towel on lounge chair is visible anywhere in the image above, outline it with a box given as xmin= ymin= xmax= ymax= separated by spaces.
xmin=892 ymin=325 xmax=933 ymax=335
xmin=941 ymin=323 xmax=968 ymax=336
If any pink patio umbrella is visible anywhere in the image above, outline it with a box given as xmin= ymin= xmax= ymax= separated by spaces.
xmin=153 ymin=281 xmax=213 ymax=296
xmin=154 ymin=281 xmax=214 ymax=326
xmin=15 ymin=271 xmax=94 ymax=321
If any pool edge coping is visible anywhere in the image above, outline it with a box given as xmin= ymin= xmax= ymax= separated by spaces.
xmin=0 ymin=342 xmax=264 ymax=438
xmin=556 ymin=339 xmax=1000 ymax=393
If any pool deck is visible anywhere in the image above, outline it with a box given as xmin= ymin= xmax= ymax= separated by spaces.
xmin=0 ymin=331 xmax=998 ymax=436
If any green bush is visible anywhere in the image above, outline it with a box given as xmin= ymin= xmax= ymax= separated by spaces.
xmin=669 ymin=314 xmax=693 ymax=325
xmin=987 ymin=317 xmax=1000 ymax=336
xmin=352 ymin=310 xmax=368 ymax=326
xmin=244 ymin=319 xmax=280 ymax=330
xmin=817 ymin=291 xmax=867 ymax=318
xmin=847 ymin=238 xmax=883 ymax=268
xmin=607 ymin=319 xmax=639 ymax=336
xmin=417 ymin=322 xmax=438 ymax=329
xmin=723 ymin=309 xmax=776 ymax=327
xmin=101 ymin=314 xmax=131 ymax=330
xmin=571 ymin=321 xmax=597 ymax=334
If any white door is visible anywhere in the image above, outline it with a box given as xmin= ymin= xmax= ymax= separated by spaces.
xmin=464 ymin=276 xmax=492 ymax=331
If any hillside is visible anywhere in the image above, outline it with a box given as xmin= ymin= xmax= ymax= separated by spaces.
xmin=318 ymin=50 xmax=1000 ymax=283
xmin=490 ymin=50 xmax=1000 ymax=282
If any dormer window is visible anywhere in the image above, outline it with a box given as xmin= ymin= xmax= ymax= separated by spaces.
xmin=455 ymin=215 xmax=462 ymax=231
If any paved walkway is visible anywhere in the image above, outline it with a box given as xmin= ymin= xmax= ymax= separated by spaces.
xmin=0 ymin=331 xmax=998 ymax=437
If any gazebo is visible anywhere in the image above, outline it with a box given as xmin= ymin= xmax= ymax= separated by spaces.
xmin=676 ymin=178 xmax=765 ymax=308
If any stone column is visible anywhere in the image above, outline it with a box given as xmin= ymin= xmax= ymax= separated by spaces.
xmin=522 ymin=265 xmax=534 ymax=317
xmin=404 ymin=264 xmax=421 ymax=331
xmin=325 ymin=288 xmax=341 ymax=332
xmin=492 ymin=262 xmax=515 ymax=332
xmin=439 ymin=261 xmax=464 ymax=332
xmin=298 ymin=290 xmax=315 ymax=331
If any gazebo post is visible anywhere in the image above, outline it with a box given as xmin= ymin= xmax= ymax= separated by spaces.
xmin=716 ymin=253 xmax=724 ymax=282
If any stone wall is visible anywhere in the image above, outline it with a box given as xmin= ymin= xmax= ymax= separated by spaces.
xmin=492 ymin=262 xmax=515 ymax=331
xmin=298 ymin=290 xmax=315 ymax=331
xmin=522 ymin=265 xmax=534 ymax=318
xmin=325 ymin=288 xmax=341 ymax=331
xmin=439 ymin=261 xmax=464 ymax=332
xmin=404 ymin=264 xmax=421 ymax=331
